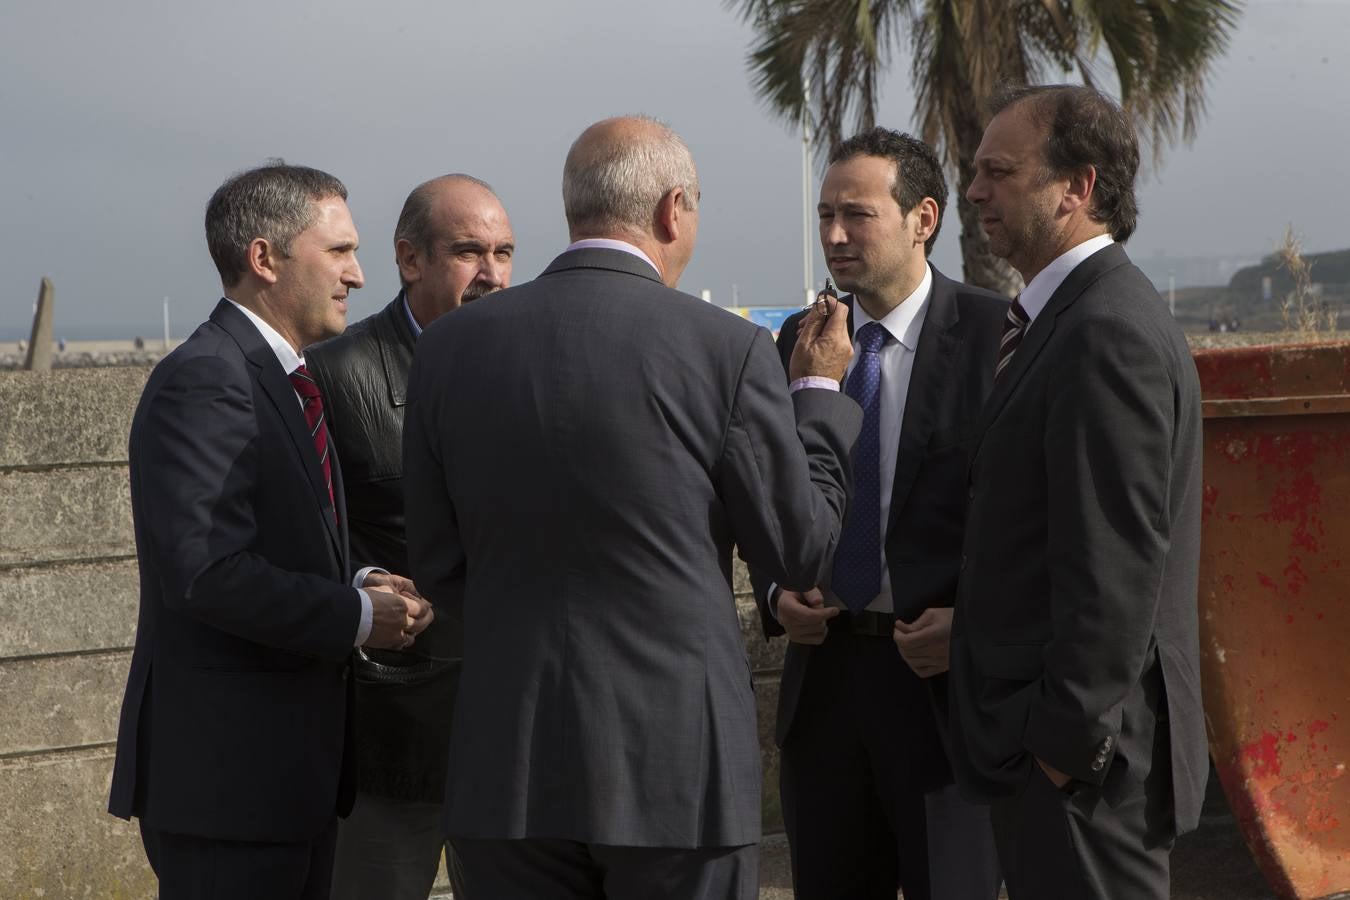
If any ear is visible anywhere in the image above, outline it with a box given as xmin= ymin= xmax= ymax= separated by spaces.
xmin=395 ymin=238 xmax=422 ymax=286
xmin=910 ymin=197 xmax=941 ymax=250
xmin=1060 ymin=165 xmax=1097 ymax=216
xmin=655 ymin=187 xmax=686 ymax=244
xmin=246 ymin=237 xmax=281 ymax=285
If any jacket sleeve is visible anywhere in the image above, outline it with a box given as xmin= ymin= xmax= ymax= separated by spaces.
xmin=135 ymin=353 xmax=360 ymax=662
xmin=401 ymin=351 xmax=466 ymax=621
xmin=745 ymin=315 xmax=804 ymax=639
xmin=718 ymin=326 xmax=860 ymax=602
xmin=1023 ymin=312 xmax=1177 ymax=783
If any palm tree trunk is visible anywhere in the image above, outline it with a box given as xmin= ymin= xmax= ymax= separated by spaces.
xmin=945 ymin=49 xmax=1024 ymax=297
xmin=955 ymin=193 xmax=1023 ymax=298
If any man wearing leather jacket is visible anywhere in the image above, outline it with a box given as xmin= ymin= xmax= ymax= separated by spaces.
xmin=308 ymin=174 xmax=514 ymax=899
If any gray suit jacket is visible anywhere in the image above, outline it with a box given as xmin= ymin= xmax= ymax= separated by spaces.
xmin=403 ymin=247 xmax=861 ymax=848
xmin=948 ymin=243 xmax=1208 ymax=836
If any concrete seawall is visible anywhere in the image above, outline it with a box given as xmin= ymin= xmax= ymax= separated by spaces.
xmin=0 ymin=366 xmax=788 ymax=898
xmin=0 ymin=367 xmax=155 ymax=899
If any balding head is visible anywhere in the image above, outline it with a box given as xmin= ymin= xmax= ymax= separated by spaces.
xmin=563 ymin=116 xmax=699 ymax=241
xmin=395 ymin=174 xmax=514 ymax=326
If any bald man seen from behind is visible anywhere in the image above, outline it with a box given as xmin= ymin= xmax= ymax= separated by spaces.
xmin=401 ymin=116 xmax=862 ymax=899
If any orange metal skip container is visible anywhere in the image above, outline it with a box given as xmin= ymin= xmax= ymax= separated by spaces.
xmin=1194 ymin=340 xmax=1350 ymax=898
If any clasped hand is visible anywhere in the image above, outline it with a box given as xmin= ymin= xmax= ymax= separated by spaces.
xmin=776 ymin=588 xmax=839 ymax=644
xmin=361 ymin=571 xmax=434 ymax=650
xmin=892 ymin=607 xmax=952 ymax=678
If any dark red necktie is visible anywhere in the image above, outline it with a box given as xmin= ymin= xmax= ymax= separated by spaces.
xmin=288 ymin=364 xmax=334 ymax=512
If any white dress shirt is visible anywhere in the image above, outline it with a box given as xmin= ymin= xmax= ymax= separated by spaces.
xmin=565 ymin=238 xmax=660 ymax=275
xmin=844 ymin=266 xmax=932 ymax=614
xmin=1017 ymin=234 xmax=1115 ymax=328
xmin=772 ymin=265 xmax=934 ymax=616
xmin=224 ymin=298 xmax=376 ymax=646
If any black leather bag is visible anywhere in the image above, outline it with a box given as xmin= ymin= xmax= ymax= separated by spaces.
xmin=353 ymin=647 xmax=457 ymax=685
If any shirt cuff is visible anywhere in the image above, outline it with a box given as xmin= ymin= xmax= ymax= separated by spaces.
xmin=353 ymin=566 xmax=384 ymax=587
xmin=767 ymin=584 xmax=782 ymax=622
xmin=789 ymin=376 xmax=840 ymax=393
xmin=353 ymin=588 xmax=374 ymax=647
xmin=350 ymin=568 xmax=385 ymax=648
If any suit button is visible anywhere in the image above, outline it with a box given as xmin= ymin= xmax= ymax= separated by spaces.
xmin=960 ymin=555 xmax=967 ymax=571
xmin=968 ymin=486 xmax=975 ymax=501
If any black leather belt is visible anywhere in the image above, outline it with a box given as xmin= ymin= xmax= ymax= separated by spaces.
xmin=826 ymin=609 xmax=896 ymax=638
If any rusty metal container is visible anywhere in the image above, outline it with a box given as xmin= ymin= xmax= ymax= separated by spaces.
xmin=1194 ymin=340 xmax=1350 ymax=899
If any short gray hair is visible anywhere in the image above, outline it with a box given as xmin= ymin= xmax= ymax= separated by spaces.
xmin=394 ymin=173 xmax=497 ymax=254
xmin=205 ymin=161 xmax=347 ymax=287
xmin=562 ymin=116 xmax=698 ymax=237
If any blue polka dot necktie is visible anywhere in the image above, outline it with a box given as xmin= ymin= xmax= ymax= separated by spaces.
xmin=831 ymin=321 xmax=889 ymax=613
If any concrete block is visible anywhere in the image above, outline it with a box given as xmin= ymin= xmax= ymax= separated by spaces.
xmin=0 ymin=559 xmax=139 ymax=657
xmin=0 ymin=652 xmax=129 ymax=756
xmin=0 ymin=367 xmax=148 ymax=468
xmin=738 ymin=595 xmax=787 ymax=673
xmin=0 ymin=745 xmax=155 ymax=899
xmin=755 ymin=674 xmax=784 ymax=834
xmin=0 ymin=466 xmax=134 ymax=565
xmin=732 ymin=555 xmax=753 ymax=597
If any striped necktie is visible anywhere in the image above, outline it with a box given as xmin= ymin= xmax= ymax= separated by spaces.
xmin=995 ymin=297 xmax=1030 ymax=381
xmin=288 ymin=364 xmax=335 ymax=513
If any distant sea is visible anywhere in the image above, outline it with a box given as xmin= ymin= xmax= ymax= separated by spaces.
xmin=0 ymin=321 xmax=170 ymax=343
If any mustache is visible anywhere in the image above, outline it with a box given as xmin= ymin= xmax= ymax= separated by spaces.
xmin=461 ymin=282 xmax=503 ymax=304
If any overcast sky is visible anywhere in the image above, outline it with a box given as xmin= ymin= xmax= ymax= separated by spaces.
xmin=2 ymin=0 xmax=1346 ymax=339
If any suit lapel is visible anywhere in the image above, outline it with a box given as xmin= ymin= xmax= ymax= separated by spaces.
xmin=888 ymin=274 xmax=959 ymax=535
xmin=970 ymin=243 xmax=1131 ymax=457
xmin=210 ymin=300 xmax=344 ymax=561
xmin=376 ymin=293 xmax=416 ymax=408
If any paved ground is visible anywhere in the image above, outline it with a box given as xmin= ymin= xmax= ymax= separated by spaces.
xmin=756 ymin=772 xmax=1274 ymax=899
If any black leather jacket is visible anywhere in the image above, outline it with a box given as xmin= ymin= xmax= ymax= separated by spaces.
xmin=308 ymin=294 xmax=460 ymax=803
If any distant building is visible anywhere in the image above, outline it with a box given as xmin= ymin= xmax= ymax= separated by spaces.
xmin=727 ymin=306 xmax=800 ymax=339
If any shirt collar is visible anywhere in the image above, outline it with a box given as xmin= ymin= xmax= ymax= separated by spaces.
xmin=565 ymin=238 xmax=660 ymax=276
xmin=401 ymin=291 xmax=423 ymax=339
xmin=224 ymin=297 xmax=305 ymax=374
xmin=1018 ymin=233 xmax=1115 ymax=326
xmin=851 ymin=264 xmax=932 ymax=351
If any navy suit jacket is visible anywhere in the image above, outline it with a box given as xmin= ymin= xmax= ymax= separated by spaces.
xmin=750 ymin=268 xmax=1007 ymax=788
xmin=109 ymin=299 xmax=359 ymax=842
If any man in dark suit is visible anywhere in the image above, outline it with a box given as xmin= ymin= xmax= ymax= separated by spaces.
xmin=309 ymin=173 xmax=514 ymax=900
xmin=750 ymin=128 xmax=1005 ymax=899
xmin=401 ymin=115 xmax=861 ymax=899
xmin=951 ymin=84 xmax=1206 ymax=899
xmin=108 ymin=163 xmax=432 ymax=900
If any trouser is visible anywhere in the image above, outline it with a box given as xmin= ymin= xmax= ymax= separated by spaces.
xmin=141 ymin=818 xmax=338 ymax=900
xmin=780 ymin=632 xmax=1001 ymax=899
xmin=451 ymin=837 xmax=758 ymax=900
xmin=330 ymin=792 xmax=466 ymax=899
xmin=992 ymin=763 xmax=1173 ymax=900
xmin=991 ymin=659 xmax=1176 ymax=900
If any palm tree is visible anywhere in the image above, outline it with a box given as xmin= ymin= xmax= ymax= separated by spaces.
xmin=731 ymin=0 xmax=1243 ymax=295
